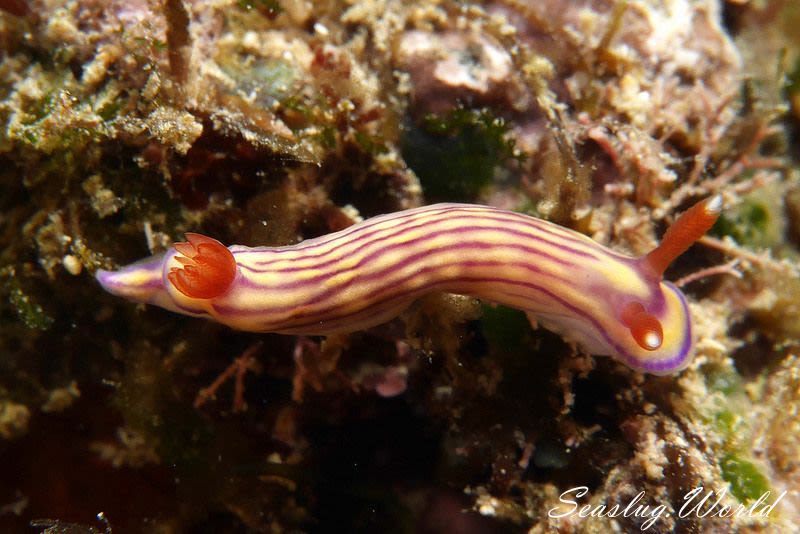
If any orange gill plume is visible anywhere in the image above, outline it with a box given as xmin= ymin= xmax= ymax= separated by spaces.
xmin=168 ymin=233 xmax=237 ymax=299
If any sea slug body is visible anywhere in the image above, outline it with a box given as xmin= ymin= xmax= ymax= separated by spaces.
xmin=97 ymin=197 xmax=721 ymax=374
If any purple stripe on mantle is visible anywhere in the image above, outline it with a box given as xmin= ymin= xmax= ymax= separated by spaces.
xmin=236 ymin=205 xmax=605 ymax=267
xmin=236 ymin=224 xmax=592 ymax=285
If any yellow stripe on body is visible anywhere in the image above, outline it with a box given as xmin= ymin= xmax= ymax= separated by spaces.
xmin=223 ymin=233 xmax=621 ymax=335
xmin=227 ymin=223 xmax=600 ymax=319
xmin=234 ymin=206 xmax=606 ymax=274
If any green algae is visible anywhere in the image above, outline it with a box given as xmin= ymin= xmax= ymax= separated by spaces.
xmin=2 ymin=269 xmax=53 ymax=331
xmin=719 ymin=453 xmax=771 ymax=504
xmin=702 ymin=366 xmax=773 ymax=505
xmin=704 ymin=366 xmax=747 ymax=446
xmin=402 ymin=108 xmax=521 ymax=202
xmin=219 ymin=55 xmax=298 ymax=109
xmin=721 ymin=201 xmax=769 ymax=238
xmin=6 ymin=70 xmax=116 ymax=156
xmin=706 ymin=365 xmax=744 ymax=397
xmin=353 ymin=130 xmax=388 ymax=156
xmin=713 ymin=193 xmax=781 ymax=248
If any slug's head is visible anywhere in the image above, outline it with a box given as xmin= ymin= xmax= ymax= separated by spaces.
xmin=611 ymin=281 xmax=693 ymax=374
xmin=96 ymin=233 xmax=238 ymax=316
xmin=611 ymin=195 xmax=721 ymax=373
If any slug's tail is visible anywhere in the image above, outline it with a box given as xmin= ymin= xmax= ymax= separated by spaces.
xmin=644 ymin=195 xmax=722 ymax=277
xmin=96 ymin=253 xmax=167 ymax=303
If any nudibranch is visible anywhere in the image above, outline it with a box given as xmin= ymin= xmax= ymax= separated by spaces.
xmin=97 ymin=197 xmax=721 ymax=374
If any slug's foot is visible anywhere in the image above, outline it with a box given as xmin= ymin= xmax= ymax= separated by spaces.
xmin=168 ymin=233 xmax=237 ymax=299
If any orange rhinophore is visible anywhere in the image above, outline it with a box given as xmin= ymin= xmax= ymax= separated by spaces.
xmin=620 ymin=301 xmax=664 ymax=351
xmin=168 ymin=233 xmax=237 ymax=299
xmin=644 ymin=195 xmax=722 ymax=277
